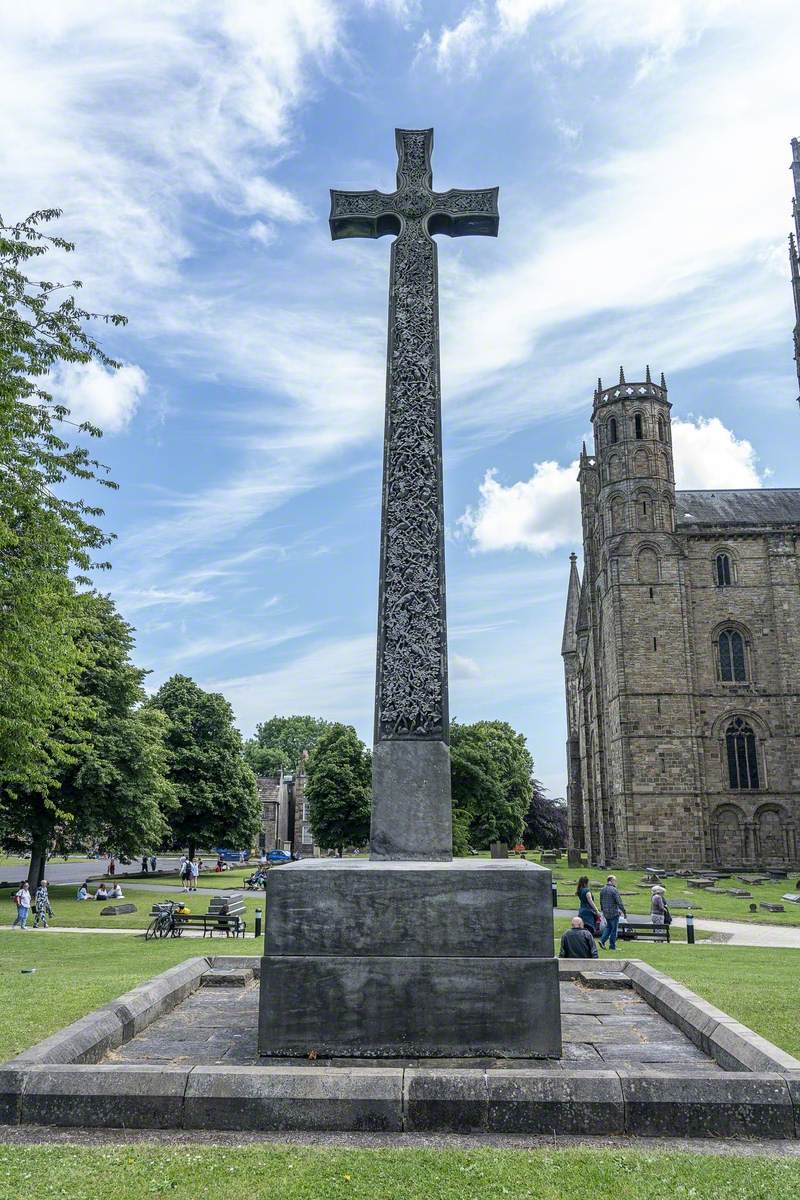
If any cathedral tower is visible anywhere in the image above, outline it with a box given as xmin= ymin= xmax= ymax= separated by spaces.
xmin=566 ymin=369 xmax=705 ymax=865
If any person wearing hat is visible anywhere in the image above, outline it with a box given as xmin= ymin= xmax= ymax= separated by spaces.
xmin=650 ymin=884 xmax=667 ymax=925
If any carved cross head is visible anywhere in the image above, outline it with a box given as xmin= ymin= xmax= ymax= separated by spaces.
xmin=330 ymin=128 xmax=499 ymax=242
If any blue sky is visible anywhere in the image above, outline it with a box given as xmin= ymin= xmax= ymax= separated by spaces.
xmin=4 ymin=1 xmax=800 ymax=796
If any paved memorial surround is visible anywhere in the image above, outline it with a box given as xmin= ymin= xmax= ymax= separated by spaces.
xmin=3 ymin=956 xmax=800 ymax=1136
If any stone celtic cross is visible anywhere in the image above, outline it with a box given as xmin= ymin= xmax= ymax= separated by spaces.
xmin=331 ymin=129 xmax=498 ymax=860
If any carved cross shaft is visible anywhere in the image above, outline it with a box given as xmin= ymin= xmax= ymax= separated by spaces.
xmin=331 ymin=129 xmax=498 ymax=860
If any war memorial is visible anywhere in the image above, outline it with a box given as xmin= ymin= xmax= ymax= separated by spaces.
xmin=2 ymin=130 xmax=800 ymax=1139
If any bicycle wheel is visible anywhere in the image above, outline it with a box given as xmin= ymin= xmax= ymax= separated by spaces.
xmin=156 ymin=915 xmax=171 ymax=938
xmin=171 ymin=919 xmax=183 ymax=938
xmin=145 ymin=917 xmax=160 ymax=941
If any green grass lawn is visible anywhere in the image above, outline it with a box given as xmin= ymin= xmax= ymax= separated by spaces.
xmin=1 ymin=883 xmax=264 ymax=932
xmin=539 ymin=855 xmax=800 ymax=926
xmin=0 ymin=1146 xmax=798 ymax=1200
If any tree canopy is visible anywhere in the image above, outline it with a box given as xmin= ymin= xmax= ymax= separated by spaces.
xmin=305 ymin=724 xmax=371 ymax=855
xmin=244 ymin=714 xmax=332 ymax=776
xmin=524 ymin=780 xmax=567 ymax=850
xmin=149 ymin=674 xmax=261 ymax=858
xmin=450 ymin=719 xmax=533 ymax=851
xmin=1 ymin=593 xmax=174 ymax=886
xmin=0 ymin=209 xmax=124 ymax=799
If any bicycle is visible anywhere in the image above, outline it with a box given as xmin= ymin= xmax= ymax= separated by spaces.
xmin=145 ymin=899 xmax=185 ymax=940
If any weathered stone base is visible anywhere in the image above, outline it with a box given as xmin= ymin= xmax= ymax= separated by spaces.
xmin=257 ymin=857 xmax=561 ymax=1058
xmin=258 ymin=955 xmax=561 ymax=1058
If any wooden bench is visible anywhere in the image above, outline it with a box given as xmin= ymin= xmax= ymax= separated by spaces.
xmin=617 ymin=920 xmax=670 ymax=943
xmin=175 ymin=912 xmax=247 ymax=939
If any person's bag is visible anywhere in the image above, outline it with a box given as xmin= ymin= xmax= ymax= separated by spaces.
xmin=663 ymin=905 xmax=673 ymax=927
xmin=595 ymin=913 xmax=602 ymax=936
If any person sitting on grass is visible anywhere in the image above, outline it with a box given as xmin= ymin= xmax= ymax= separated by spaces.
xmin=558 ymin=916 xmax=599 ymax=959
xmin=109 ymin=882 xmax=124 ymax=899
xmin=76 ymin=883 xmax=89 ymax=901
xmin=33 ymin=880 xmax=54 ymax=929
xmin=94 ymin=883 xmax=109 ymax=900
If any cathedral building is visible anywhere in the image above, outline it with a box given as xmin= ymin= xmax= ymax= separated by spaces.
xmin=561 ymin=140 xmax=800 ymax=870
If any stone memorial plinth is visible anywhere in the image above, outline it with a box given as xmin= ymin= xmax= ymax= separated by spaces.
xmin=258 ymin=859 xmax=560 ymax=1058
xmin=258 ymin=129 xmax=561 ymax=1060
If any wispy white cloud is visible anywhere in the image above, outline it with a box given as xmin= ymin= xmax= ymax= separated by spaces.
xmin=50 ymin=360 xmax=147 ymax=434
xmin=459 ymin=460 xmax=581 ymax=553
xmin=672 ymin=417 xmax=762 ymax=490
xmin=459 ymin=416 xmax=764 ymax=553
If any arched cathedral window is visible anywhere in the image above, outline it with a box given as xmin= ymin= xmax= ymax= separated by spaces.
xmin=725 ymin=717 xmax=760 ymax=790
xmin=608 ymin=417 xmax=618 ymax=444
xmin=634 ymin=413 xmax=644 ymax=440
xmin=715 ymin=553 xmax=732 ymax=587
xmin=718 ymin=628 xmax=747 ymax=682
xmin=657 ymin=414 xmax=667 ymax=442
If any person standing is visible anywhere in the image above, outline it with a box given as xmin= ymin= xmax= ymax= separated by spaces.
xmin=11 ymin=882 xmax=31 ymax=930
xmin=189 ymin=858 xmax=199 ymax=892
xmin=650 ymin=884 xmax=667 ymax=925
xmin=575 ymin=875 xmax=600 ymax=936
xmin=599 ymin=874 xmax=627 ymax=951
xmin=141 ymin=855 xmax=149 ymax=875
xmin=33 ymin=880 xmax=54 ymax=928
xmin=150 ymin=855 xmax=157 ymax=873
xmin=559 ymin=916 xmax=598 ymax=958
xmin=108 ymin=856 xmax=116 ymax=877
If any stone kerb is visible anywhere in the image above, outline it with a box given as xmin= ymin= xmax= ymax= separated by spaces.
xmin=622 ymin=960 xmax=800 ymax=1074
xmin=3 ymin=956 xmax=210 ymax=1069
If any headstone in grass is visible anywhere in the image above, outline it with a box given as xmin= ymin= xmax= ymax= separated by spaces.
xmin=760 ymin=903 xmax=785 ymax=912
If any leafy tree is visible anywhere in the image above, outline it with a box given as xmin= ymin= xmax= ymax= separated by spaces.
xmin=305 ymin=724 xmax=371 ymax=855
xmin=1 ymin=593 xmax=174 ymax=887
xmin=449 ymin=720 xmax=533 ymax=850
xmin=242 ymin=741 xmax=285 ymax=778
xmin=150 ymin=674 xmax=261 ymax=859
xmin=0 ymin=209 xmax=124 ymax=799
xmin=245 ymin=714 xmax=332 ymax=775
xmin=524 ymin=780 xmax=567 ymax=850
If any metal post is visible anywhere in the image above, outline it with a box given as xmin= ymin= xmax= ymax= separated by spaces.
xmin=686 ymin=911 xmax=695 ymax=945
xmin=552 ymin=882 xmax=558 ymax=909
xmin=255 ymin=907 xmax=262 ymax=939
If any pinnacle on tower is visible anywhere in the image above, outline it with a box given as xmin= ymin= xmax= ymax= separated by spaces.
xmin=645 ymin=364 xmax=652 ymax=384
xmin=660 ymin=371 xmax=667 ymax=390
xmin=619 ymin=366 xmax=625 ymax=384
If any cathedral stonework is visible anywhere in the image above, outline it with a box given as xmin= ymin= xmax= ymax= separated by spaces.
xmin=562 ymin=372 xmax=800 ymax=869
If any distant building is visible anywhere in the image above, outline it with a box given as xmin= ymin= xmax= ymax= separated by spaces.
xmin=255 ymin=757 xmax=319 ymax=857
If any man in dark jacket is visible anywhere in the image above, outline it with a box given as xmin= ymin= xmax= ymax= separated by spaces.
xmin=559 ymin=916 xmax=598 ymax=959
xmin=599 ymin=874 xmax=627 ymax=951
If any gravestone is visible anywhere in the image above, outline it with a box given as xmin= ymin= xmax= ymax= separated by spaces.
xmin=258 ymin=129 xmax=561 ymax=1059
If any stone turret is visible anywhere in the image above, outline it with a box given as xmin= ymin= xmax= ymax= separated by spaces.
xmin=592 ymin=367 xmax=675 ymax=540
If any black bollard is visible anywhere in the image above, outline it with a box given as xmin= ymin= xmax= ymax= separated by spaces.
xmin=551 ymin=882 xmax=558 ymax=909
xmin=686 ymin=911 xmax=695 ymax=945
xmin=255 ymin=907 xmax=262 ymax=939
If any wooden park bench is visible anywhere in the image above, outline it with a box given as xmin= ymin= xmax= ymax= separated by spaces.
xmin=617 ymin=920 xmax=670 ymax=943
xmin=149 ymin=893 xmax=247 ymax=939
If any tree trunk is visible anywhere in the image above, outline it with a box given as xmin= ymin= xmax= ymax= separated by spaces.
xmin=188 ymin=841 xmax=196 ymax=861
xmin=27 ymin=835 xmax=48 ymax=890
